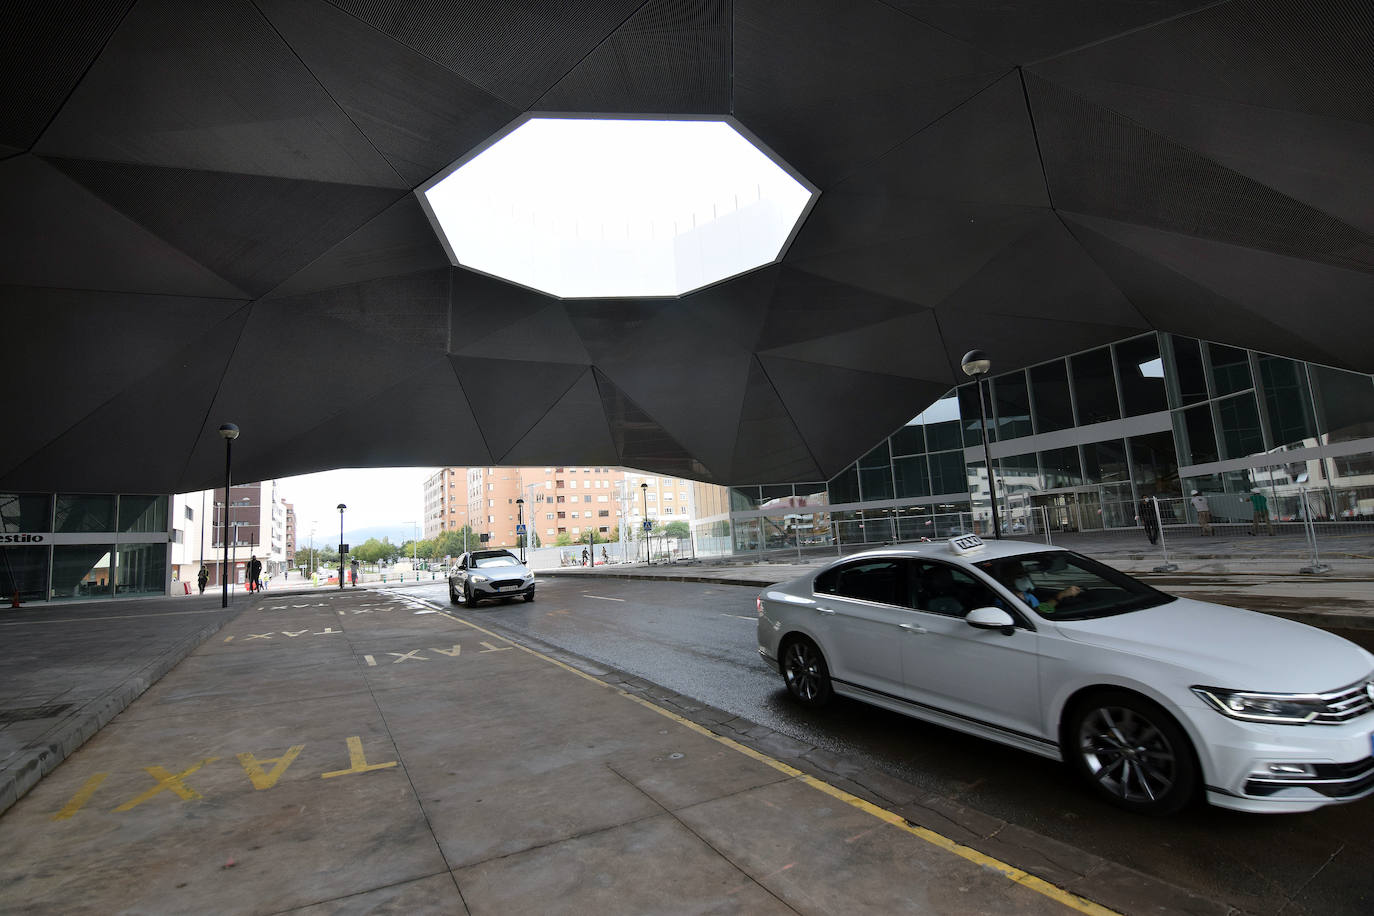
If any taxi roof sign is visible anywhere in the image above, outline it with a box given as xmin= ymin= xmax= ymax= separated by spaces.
xmin=948 ymin=533 xmax=985 ymax=555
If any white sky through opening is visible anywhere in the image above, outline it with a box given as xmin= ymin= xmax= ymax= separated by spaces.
xmin=423 ymin=118 xmax=815 ymax=298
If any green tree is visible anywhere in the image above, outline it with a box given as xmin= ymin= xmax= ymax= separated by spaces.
xmin=663 ymin=520 xmax=691 ymax=540
xmin=354 ymin=537 xmax=390 ymax=563
xmin=553 ymin=532 xmax=573 ymax=547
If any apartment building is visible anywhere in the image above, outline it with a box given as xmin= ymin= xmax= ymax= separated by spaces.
xmin=436 ymin=466 xmax=698 ymax=550
xmin=423 ymin=467 xmax=470 ymax=539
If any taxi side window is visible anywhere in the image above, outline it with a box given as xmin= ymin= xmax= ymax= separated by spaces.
xmin=815 ymin=560 xmax=905 ymax=607
xmin=909 ymin=562 xmax=1003 ymax=619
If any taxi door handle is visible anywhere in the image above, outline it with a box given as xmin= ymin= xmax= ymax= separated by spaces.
xmin=815 ymin=607 xmax=836 ymax=615
xmin=899 ymin=623 xmax=927 ymax=634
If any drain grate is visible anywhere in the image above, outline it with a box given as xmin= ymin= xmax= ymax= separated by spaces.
xmin=0 ymin=704 xmax=73 ymax=723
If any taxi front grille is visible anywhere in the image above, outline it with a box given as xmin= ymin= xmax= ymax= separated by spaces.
xmin=1314 ymin=679 xmax=1374 ymax=724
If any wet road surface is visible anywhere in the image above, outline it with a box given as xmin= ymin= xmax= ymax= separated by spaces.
xmin=398 ymin=575 xmax=1374 ymax=916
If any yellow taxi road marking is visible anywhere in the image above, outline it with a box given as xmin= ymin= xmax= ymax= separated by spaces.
xmin=582 ymin=594 xmax=625 ymax=602
xmin=320 ymin=737 xmax=397 ymax=779
xmin=223 ymin=635 xmax=234 ymax=642
xmin=283 ymin=630 xmax=308 ymax=637
xmin=246 ymin=633 xmax=273 ymax=640
xmin=436 ymin=608 xmax=1120 ymax=916
xmin=236 ymin=745 xmax=305 ymax=790
xmin=478 ymin=641 xmax=511 ymax=652
xmin=51 ymin=773 xmax=107 ymax=821
xmin=431 ymin=645 xmax=461 ymax=657
xmin=389 ymin=650 xmax=427 ymax=663
xmin=113 ymin=758 xmax=219 ymax=812
xmin=364 ymin=654 xmax=377 ymax=666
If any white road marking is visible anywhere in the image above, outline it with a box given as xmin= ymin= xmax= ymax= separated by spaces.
xmin=720 ymin=614 xmax=756 ymax=620
xmin=582 ymin=594 xmax=625 ymax=602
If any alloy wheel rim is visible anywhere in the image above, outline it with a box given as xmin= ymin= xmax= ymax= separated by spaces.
xmin=1078 ymin=705 xmax=1177 ymax=804
xmin=784 ymin=643 xmax=820 ymax=700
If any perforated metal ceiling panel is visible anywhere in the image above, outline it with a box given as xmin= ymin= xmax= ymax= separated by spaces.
xmin=2 ymin=0 xmax=1371 ymax=492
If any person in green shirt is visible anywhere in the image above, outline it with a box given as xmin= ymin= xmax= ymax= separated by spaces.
xmin=1249 ymin=488 xmax=1274 ymax=536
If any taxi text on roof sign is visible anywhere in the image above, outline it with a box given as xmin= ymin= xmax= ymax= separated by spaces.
xmin=948 ymin=534 xmax=985 ymax=555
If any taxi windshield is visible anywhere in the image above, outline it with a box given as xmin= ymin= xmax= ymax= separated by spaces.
xmin=974 ymin=551 xmax=1175 ymax=620
xmin=473 ymin=555 xmax=520 ymax=569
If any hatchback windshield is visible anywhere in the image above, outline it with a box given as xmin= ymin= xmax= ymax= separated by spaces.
xmin=975 ymin=551 xmax=1175 ymax=620
xmin=473 ymin=555 xmax=520 ymax=569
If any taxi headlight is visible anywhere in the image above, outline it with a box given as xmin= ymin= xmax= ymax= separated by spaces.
xmin=470 ymin=574 xmax=489 ymax=583
xmin=1192 ymin=687 xmax=1324 ymax=724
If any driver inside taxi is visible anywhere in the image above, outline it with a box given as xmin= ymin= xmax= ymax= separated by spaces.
xmin=1001 ymin=561 xmax=1081 ymax=613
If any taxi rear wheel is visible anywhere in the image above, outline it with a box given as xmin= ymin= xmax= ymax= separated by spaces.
xmin=781 ymin=637 xmax=833 ymax=707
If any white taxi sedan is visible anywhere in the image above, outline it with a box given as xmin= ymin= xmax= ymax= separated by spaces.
xmin=756 ymin=535 xmax=1374 ymax=815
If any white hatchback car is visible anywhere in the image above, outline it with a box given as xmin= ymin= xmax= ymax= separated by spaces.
xmin=756 ymin=535 xmax=1374 ymax=815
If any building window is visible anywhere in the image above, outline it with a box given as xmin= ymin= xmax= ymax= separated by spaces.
xmin=185 ymin=505 xmax=194 ymax=521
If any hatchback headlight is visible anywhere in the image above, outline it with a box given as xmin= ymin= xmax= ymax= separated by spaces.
xmin=1192 ymin=686 xmax=1325 ymax=724
xmin=470 ymin=574 xmax=488 ymax=583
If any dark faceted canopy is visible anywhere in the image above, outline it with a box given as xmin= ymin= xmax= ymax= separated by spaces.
xmin=3 ymin=0 xmax=1372 ymax=493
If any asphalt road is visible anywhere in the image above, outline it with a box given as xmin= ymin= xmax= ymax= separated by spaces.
xmin=395 ymin=576 xmax=1374 ymax=916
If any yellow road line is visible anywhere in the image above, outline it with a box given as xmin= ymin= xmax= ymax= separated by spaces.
xmin=437 ymin=610 xmax=1120 ymax=916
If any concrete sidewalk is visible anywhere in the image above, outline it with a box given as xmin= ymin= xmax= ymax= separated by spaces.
xmin=0 ymin=586 xmax=1181 ymax=915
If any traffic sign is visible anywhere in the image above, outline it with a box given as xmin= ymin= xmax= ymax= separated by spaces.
xmin=516 ymin=524 xmax=527 ymax=534
xmin=642 ymin=520 xmax=652 ymax=531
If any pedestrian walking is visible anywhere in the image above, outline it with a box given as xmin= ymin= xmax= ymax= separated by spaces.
xmin=1250 ymin=488 xmax=1274 ymax=535
xmin=350 ymin=558 xmax=359 ymax=586
xmin=197 ymin=565 xmax=209 ymax=595
xmin=581 ymin=546 xmax=590 ymax=567
xmin=247 ymin=554 xmax=263 ymax=592
xmin=1189 ymin=490 xmax=1212 ymax=536
xmin=1139 ymin=497 xmax=1158 ymax=545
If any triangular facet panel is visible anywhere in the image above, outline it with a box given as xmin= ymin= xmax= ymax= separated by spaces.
xmin=454 ymin=302 xmax=592 ymax=365
xmin=787 ymin=198 xmax=1045 ymax=308
xmin=450 ymin=357 xmax=590 ymax=460
xmin=755 ymin=268 xmax=927 ymax=351
xmin=762 ymin=310 xmax=951 ymax=382
xmin=325 ymin=0 xmax=646 ymax=108
xmin=759 ymin=356 xmax=952 ymax=478
xmin=500 ymin=369 xmax=619 ymax=467
xmin=730 ymin=358 xmax=824 ymax=484
xmin=48 ymin=158 xmax=406 ymax=297
xmin=1 ymin=306 xmax=248 ymax=492
xmin=536 ymin=0 xmax=731 ymax=113
xmin=256 ymin=0 xmax=520 ymax=186
xmin=234 ymin=356 xmax=487 ymax=485
xmin=3 ymin=0 xmax=132 ymax=151
xmin=935 ymin=213 xmax=1148 ymax=327
xmin=1026 ymin=73 xmax=1374 ymax=273
xmin=0 ymin=290 xmax=248 ymax=482
xmin=266 ymin=268 xmax=450 ymax=350
xmin=269 ymin=196 xmax=451 ymax=298
xmin=0 ymin=156 xmax=247 ymax=297
xmin=1064 ymin=212 xmax=1374 ymax=371
xmin=34 ymin=0 xmax=403 ymax=186
xmin=734 ymin=0 xmax=1009 ymax=186
xmin=594 ymin=370 xmax=716 ymax=481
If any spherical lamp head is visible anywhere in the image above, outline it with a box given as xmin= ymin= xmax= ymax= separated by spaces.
xmin=337 ymin=503 xmax=346 ymax=512
xmin=960 ymin=350 xmax=991 ymax=378
xmin=218 ymin=423 xmax=240 ymax=440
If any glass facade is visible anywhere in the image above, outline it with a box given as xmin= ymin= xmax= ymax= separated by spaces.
xmin=0 ymin=493 xmax=172 ymax=602
xmin=702 ymin=331 xmax=1374 ymax=553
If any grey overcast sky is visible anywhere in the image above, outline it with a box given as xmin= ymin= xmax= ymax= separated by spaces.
xmin=277 ymin=467 xmax=436 ymax=538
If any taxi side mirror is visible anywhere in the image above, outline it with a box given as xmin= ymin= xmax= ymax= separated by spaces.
xmin=965 ymin=606 xmax=1016 ymax=634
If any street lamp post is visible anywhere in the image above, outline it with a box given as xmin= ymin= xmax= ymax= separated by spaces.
xmin=515 ymin=498 xmax=525 ymax=564
xmin=960 ymin=349 xmax=1002 ymax=540
xmin=640 ymin=482 xmax=649 ymax=564
xmin=337 ymin=503 xmax=347 ymax=589
xmin=218 ymin=423 xmax=239 ymax=607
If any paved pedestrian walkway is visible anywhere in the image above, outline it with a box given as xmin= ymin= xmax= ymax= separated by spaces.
xmin=0 ymin=587 xmax=1182 ymax=915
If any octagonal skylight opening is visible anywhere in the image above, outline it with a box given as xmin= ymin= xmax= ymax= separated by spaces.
xmin=418 ymin=115 xmax=818 ymax=299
